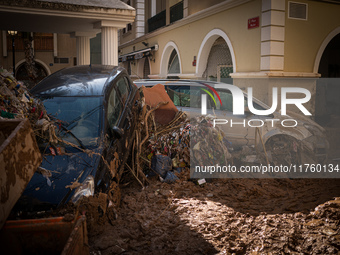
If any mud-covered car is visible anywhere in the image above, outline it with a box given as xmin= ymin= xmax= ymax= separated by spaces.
xmin=134 ymin=79 xmax=328 ymax=165
xmin=12 ymin=65 xmax=140 ymax=216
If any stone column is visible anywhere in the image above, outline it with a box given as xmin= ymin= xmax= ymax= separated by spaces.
xmin=71 ymin=32 xmax=96 ymax=65
xmin=101 ymin=26 xmax=118 ymax=66
xmin=76 ymin=36 xmax=90 ymax=65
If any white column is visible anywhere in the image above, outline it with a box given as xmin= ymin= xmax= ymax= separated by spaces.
xmin=71 ymin=32 xmax=96 ymax=65
xmin=151 ymin=0 xmax=156 ymax=17
xmin=76 ymin=36 xmax=90 ymax=65
xmin=136 ymin=0 xmax=145 ymax=38
xmin=101 ymin=26 xmax=118 ymax=66
xmin=261 ymin=0 xmax=285 ymax=71
xmin=183 ymin=0 xmax=189 ymax=18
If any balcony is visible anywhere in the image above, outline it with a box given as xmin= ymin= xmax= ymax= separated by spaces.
xmin=148 ymin=10 xmax=166 ymax=33
xmin=147 ymin=1 xmax=183 ymax=33
xmin=170 ymin=1 xmax=183 ymax=23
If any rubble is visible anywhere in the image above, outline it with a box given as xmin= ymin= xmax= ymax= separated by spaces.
xmin=88 ymin=177 xmax=340 ymax=255
xmin=2 ymin=73 xmax=339 ymax=254
xmin=0 ymin=67 xmax=58 ymax=144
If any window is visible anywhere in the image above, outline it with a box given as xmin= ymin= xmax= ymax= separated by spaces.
xmin=288 ymin=2 xmax=308 ymax=20
xmin=116 ymin=77 xmax=130 ymax=105
xmin=214 ymin=89 xmax=265 ymax=112
xmin=166 ymin=86 xmax=201 ymax=108
xmin=168 ymin=49 xmax=180 ymax=74
xmin=107 ymin=77 xmax=131 ymax=128
xmin=107 ymin=88 xmax=123 ymax=128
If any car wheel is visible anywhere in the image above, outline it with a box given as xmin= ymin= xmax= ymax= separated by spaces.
xmin=265 ymin=135 xmax=301 ymax=166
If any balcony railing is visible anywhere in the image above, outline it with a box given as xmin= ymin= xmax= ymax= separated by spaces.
xmin=147 ymin=1 xmax=183 ymax=33
xmin=148 ymin=10 xmax=166 ymax=33
xmin=170 ymin=1 xmax=183 ymax=23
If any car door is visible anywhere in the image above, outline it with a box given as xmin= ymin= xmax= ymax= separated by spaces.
xmin=209 ymin=89 xmax=249 ymax=148
xmin=98 ymin=75 xmax=134 ymax=189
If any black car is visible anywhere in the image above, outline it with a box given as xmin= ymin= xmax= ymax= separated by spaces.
xmin=13 ymin=65 xmax=140 ymax=215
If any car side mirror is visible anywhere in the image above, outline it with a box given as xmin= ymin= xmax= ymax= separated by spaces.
xmin=111 ymin=126 xmax=124 ymax=139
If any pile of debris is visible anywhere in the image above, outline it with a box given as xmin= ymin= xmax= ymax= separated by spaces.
xmin=0 ymin=67 xmax=58 ymax=143
xmin=127 ymin=85 xmax=232 ymax=185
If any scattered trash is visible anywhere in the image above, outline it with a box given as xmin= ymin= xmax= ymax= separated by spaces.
xmin=197 ymin=179 xmax=206 ymax=185
xmin=163 ymin=171 xmax=179 ymax=183
xmin=0 ymin=67 xmax=59 ymax=144
xmin=151 ymin=154 xmax=172 ymax=178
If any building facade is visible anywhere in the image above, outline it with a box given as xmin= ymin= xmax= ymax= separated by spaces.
xmin=0 ymin=0 xmax=135 ymax=87
xmin=118 ymin=0 xmax=340 ymax=121
xmin=1 ymin=32 xmax=76 ymax=87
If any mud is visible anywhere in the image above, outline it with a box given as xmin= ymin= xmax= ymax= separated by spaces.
xmin=88 ymin=173 xmax=340 ymax=255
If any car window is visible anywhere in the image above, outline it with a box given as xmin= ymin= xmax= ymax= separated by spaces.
xmin=166 ymin=86 xmax=201 ymax=108
xmin=107 ymin=76 xmax=132 ymax=128
xmin=214 ymin=89 xmax=266 ymax=112
xmin=43 ymin=96 xmax=102 ymax=147
xmin=214 ymin=90 xmax=233 ymax=112
xmin=107 ymin=87 xmax=123 ymax=128
xmin=116 ymin=76 xmax=130 ymax=105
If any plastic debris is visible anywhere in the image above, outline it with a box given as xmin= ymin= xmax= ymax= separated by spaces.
xmin=151 ymin=154 xmax=173 ymax=178
xmin=163 ymin=171 xmax=179 ymax=183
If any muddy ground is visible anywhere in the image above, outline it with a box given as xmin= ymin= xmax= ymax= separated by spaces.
xmin=86 ymin=120 xmax=340 ymax=255
xmin=88 ymin=172 xmax=340 ymax=255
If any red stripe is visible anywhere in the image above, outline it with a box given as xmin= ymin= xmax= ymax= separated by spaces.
xmin=202 ymin=83 xmax=223 ymax=106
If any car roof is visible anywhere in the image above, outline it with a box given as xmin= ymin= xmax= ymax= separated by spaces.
xmin=134 ymin=79 xmax=218 ymax=88
xmin=30 ymin=65 xmax=125 ymax=97
xmin=134 ymin=79 xmax=271 ymax=110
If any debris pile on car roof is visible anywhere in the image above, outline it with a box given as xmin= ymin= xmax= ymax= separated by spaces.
xmin=0 ymin=67 xmax=58 ymax=143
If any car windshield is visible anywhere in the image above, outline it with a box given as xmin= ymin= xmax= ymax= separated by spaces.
xmin=42 ymin=96 xmax=103 ymax=148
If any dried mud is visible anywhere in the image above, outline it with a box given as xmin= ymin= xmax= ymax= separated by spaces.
xmin=88 ymin=172 xmax=340 ymax=255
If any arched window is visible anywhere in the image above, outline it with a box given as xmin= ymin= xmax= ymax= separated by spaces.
xmin=204 ymin=37 xmax=232 ymax=82
xmin=16 ymin=62 xmax=48 ymax=89
xmin=168 ymin=49 xmax=180 ymax=74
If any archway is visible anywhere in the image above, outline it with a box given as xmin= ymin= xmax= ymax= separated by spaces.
xmin=160 ymin=41 xmax=181 ymax=78
xmin=196 ymin=29 xmax=235 ymax=81
xmin=143 ymin=57 xmax=151 ymax=79
xmin=15 ymin=59 xmax=50 ymax=89
xmin=318 ymin=33 xmax=340 ymax=77
xmin=137 ymin=57 xmax=151 ymax=79
xmin=314 ymin=30 xmax=340 ymax=124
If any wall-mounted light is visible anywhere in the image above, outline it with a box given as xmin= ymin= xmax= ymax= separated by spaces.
xmin=142 ymin=41 xmax=148 ymax=47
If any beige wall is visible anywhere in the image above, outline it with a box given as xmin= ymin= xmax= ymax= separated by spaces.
xmin=188 ymin=0 xmax=225 ymax=15
xmin=120 ymin=0 xmax=340 ymax=80
xmin=284 ymin=0 xmax=340 ymax=73
xmin=121 ymin=0 xmax=262 ymax=77
xmin=0 ymin=33 xmax=76 ymax=75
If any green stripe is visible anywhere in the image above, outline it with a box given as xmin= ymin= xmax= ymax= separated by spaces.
xmin=201 ymin=88 xmax=217 ymax=107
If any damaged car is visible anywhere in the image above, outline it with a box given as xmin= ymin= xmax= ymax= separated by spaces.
xmin=12 ymin=65 xmax=140 ymax=217
xmin=134 ymin=79 xmax=329 ymax=165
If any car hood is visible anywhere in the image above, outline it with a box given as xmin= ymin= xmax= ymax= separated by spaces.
xmin=14 ymin=148 xmax=102 ymax=214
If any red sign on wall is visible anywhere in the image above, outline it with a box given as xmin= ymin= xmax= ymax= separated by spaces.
xmin=248 ymin=16 xmax=259 ymax=29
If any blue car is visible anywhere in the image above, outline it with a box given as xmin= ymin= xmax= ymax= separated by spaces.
xmin=12 ymin=65 xmax=140 ymax=216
